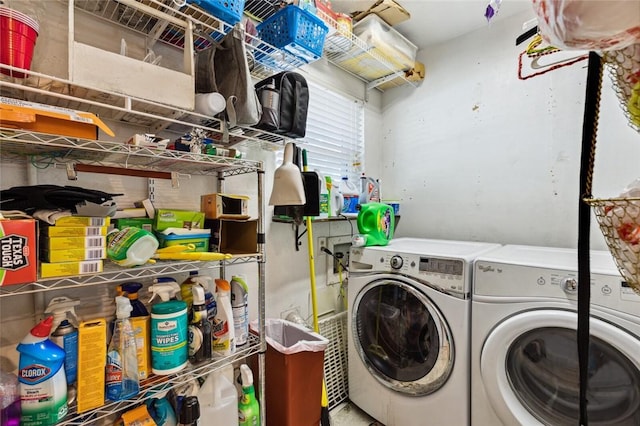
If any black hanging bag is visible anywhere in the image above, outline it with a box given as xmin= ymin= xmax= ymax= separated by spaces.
xmin=254 ymin=71 xmax=309 ymax=138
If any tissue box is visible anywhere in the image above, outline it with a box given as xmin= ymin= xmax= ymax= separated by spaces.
xmin=0 ymin=218 xmax=37 ymax=286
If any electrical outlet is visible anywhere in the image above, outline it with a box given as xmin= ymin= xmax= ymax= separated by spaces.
xmin=318 ymin=237 xmax=327 ymax=253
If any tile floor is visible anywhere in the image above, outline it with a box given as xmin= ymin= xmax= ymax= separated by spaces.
xmin=330 ymin=401 xmax=383 ymax=426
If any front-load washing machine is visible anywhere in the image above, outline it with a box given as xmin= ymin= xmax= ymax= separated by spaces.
xmin=348 ymin=238 xmax=501 ymax=426
xmin=471 ymin=245 xmax=640 ymax=425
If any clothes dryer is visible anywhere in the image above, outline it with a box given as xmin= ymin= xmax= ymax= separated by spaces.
xmin=471 ymin=245 xmax=640 ymax=425
xmin=348 ymin=238 xmax=500 ymax=426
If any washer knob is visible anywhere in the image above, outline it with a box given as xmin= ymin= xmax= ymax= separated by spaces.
xmin=562 ymin=277 xmax=578 ymax=293
xmin=390 ymin=255 xmax=403 ymax=270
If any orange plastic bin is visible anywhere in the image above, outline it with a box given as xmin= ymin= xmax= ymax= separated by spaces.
xmin=251 ymin=318 xmax=329 ymax=426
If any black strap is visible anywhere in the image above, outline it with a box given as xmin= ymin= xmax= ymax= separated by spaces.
xmin=577 ymin=51 xmax=603 ymax=426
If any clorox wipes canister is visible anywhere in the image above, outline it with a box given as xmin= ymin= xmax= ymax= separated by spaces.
xmin=355 ymin=202 xmax=395 ymax=247
xmin=17 ymin=316 xmax=68 ymax=426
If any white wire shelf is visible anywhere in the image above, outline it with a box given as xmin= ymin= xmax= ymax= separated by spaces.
xmin=58 ymin=333 xmax=262 ymax=425
xmin=0 ymin=128 xmax=264 ymax=177
xmin=0 ymin=255 xmax=261 ymax=298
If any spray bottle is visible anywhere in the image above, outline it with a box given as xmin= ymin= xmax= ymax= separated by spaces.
xmin=106 ymin=296 xmax=140 ymax=401
xmin=148 ymin=278 xmax=188 ymax=375
xmin=116 ymin=282 xmax=149 ymax=317
xmin=238 ymin=364 xmax=260 ymax=426
xmin=212 ymin=279 xmax=235 ymax=356
xmin=117 ymin=282 xmax=151 ymax=380
xmin=17 ymin=317 xmax=68 ymax=425
xmin=188 ymin=286 xmax=212 ymax=364
xmin=230 ymin=275 xmax=249 ymax=347
xmin=178 ymin=396 xmax=200 ymax=426
xmin=45 ymin=297 xmax=80 ymax=388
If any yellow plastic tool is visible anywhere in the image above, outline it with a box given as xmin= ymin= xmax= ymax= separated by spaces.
xmin=152 ymin=244 xmax=233 ymax=261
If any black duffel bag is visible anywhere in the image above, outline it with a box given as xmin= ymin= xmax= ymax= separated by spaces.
xmin=254 ymin=71 xmax=309 ymax=138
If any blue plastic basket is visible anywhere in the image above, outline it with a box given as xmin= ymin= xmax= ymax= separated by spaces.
xmin=187 ymin=0 xmax=245 ymax=25
xmin=257 ymin=6 xmax=329 ymax=63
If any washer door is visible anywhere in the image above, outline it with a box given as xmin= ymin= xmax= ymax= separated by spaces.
xmin=481 ymin=309 xmax=640 ymax=425
xmin=352 ymin=277 xmax=454 ymax=396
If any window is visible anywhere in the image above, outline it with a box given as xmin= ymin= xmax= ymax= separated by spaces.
xmin=278 ymin=79 xmax=365 ymax=185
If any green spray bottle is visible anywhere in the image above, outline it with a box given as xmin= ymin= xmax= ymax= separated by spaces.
xmin=238 ymin=364 xmax=260 ymax=426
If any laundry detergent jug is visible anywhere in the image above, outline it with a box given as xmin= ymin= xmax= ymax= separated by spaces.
xmin=355 ymin=202 xmax=395 ymax=247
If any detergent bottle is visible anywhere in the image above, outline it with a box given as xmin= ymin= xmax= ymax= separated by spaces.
xmin=238 ymin=364 xmax=260 ymax=426
xmin=45 ymin=296 xmax=80 ymax=388
xmin=212 ymin=279 xmax=235 ymax=356
xmin=355 ymin=202 xmax=395 ymax=247
xmin=198 ymin=368 xmax=238 ymax=426
xmin=188 ymin=285 xmax=213 ymax=364
xmin=17 ymin=317 xmax=68 ymax=426
xmin=359 ymin=174 xmax=381 ymax=204
xmin=148 ymin=278 xmax=188 ymax=375
xmin=338 ymin=176 xmax=359 ymax=215
xmin=106 ymin=296 xmax=140 ymax=401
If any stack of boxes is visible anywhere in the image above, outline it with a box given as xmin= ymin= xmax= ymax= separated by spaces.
xmin=40 ymin=216 xmax=110 ymax=278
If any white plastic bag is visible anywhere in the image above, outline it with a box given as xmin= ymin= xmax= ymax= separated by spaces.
xmin=532 ymin=0 xmax=640 ymax=51
xmin=250 ymin=318 xmax=329 ymax=354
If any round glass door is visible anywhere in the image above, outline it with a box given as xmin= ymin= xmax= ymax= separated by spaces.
xmin=352 ymin=278 xmax=454 ymax=396
xmin=507 ymin=328 xmax=640 ymax=425
xmin=481 ymin=310 xmax=640 ymax=425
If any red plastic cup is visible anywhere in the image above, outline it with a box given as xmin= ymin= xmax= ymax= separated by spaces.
xmin=0 ymin=8 xmax=39 ymax=78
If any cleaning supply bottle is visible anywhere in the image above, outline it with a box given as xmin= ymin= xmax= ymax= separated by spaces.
xmin=117 ymin=281 xmax=152 ymax=380
xmin=181 ymin=273 xmax=214 ymax=317
xmin=106 ymin=296 xmax=140 ymax=401
xmin=106 ymin=226 xmax=159 ymax=267
xmin=355 ymin=202 xmax=395 ymax=247
xmin=212 ymin=279 xmax=235 ymax=356
xmin=44 ymin=296 xmax=80 ymax=388
xmin=149 ymin=278 xmax=188 ymax=375
xmin=338 ymin=176 xmax=359 ymax=215
xmin=0 ymin=370 xmax=20 ymax=426
xmin=146 ymin=396 xmax=178 ymax=426
xmin=315 ymin=170 xmax=329 ymax=219
xmin=198 ymin=369 xmax=238 ymax=426
xmin=117 ymin=282 xmax=149 ymax=316
xmin=230 ymin=275 xmax=249 ymax=347
xmin=359 ymin=174 xmax=381 ymax=204
xmin=17 ymin=317 xmax=68 ymax=426
xmin=188 ymin=285 xmax=212 ymax=364
xmin=238 ymin=364 xmax=260 ymax=426
xmin=178 ymin=396 xmax=200 ymax=426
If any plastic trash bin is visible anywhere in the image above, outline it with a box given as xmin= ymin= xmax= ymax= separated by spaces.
xmin=250 ymin=318 xmax=329 ymax=426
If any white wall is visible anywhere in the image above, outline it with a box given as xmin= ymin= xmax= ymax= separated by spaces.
xmin=378 ymin=10 xmax=640 ymax=250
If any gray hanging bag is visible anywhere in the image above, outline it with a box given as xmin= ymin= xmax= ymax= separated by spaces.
xmin=195 ymin=23 xmax=262 ymax=137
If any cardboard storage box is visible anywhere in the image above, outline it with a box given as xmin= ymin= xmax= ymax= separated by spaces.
xmin=353 ymin=0 xmax=410 ymax=26
xmin=0 ymin=218 xmax=37 ymax=286
xmin=154 ymin=209 xmax=205 ymax=231
xmin=0 ymin=97 xmax=115 ymax=140
xmin=206 ymin=219 xmax=258 ymax=255
xmin=201 ymin=193 xmax=250 ymax=220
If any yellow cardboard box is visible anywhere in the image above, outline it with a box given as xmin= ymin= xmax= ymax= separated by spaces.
xmin=40 ymin=260 xmax=103 ymax=278
xmin=354 ymin=0 xmax=410 ymax=26
xmin=1 ymin=97 xmax=115 ymax=140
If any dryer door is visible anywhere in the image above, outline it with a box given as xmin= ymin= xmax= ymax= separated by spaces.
xmin=481 ymin=309 xmax=640 ymax=425
xmin=352 ymin=277 xmax=454 ymax=396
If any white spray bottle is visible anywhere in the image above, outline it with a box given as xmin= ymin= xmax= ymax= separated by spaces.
xmin=212 ymin=279 xmax=235 ymax=356
xmin=45 ymin=297 xmax=80 ymax=388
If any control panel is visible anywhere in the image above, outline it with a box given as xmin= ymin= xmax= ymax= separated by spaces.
xmin=350 ymin=248 xmax=469 ymax=295
xmin=474 ymin=261 xmax=640 ymax=315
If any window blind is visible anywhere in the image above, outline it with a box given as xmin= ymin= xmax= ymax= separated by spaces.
xmin=277 ymin=79 xmax=365 ymax=184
